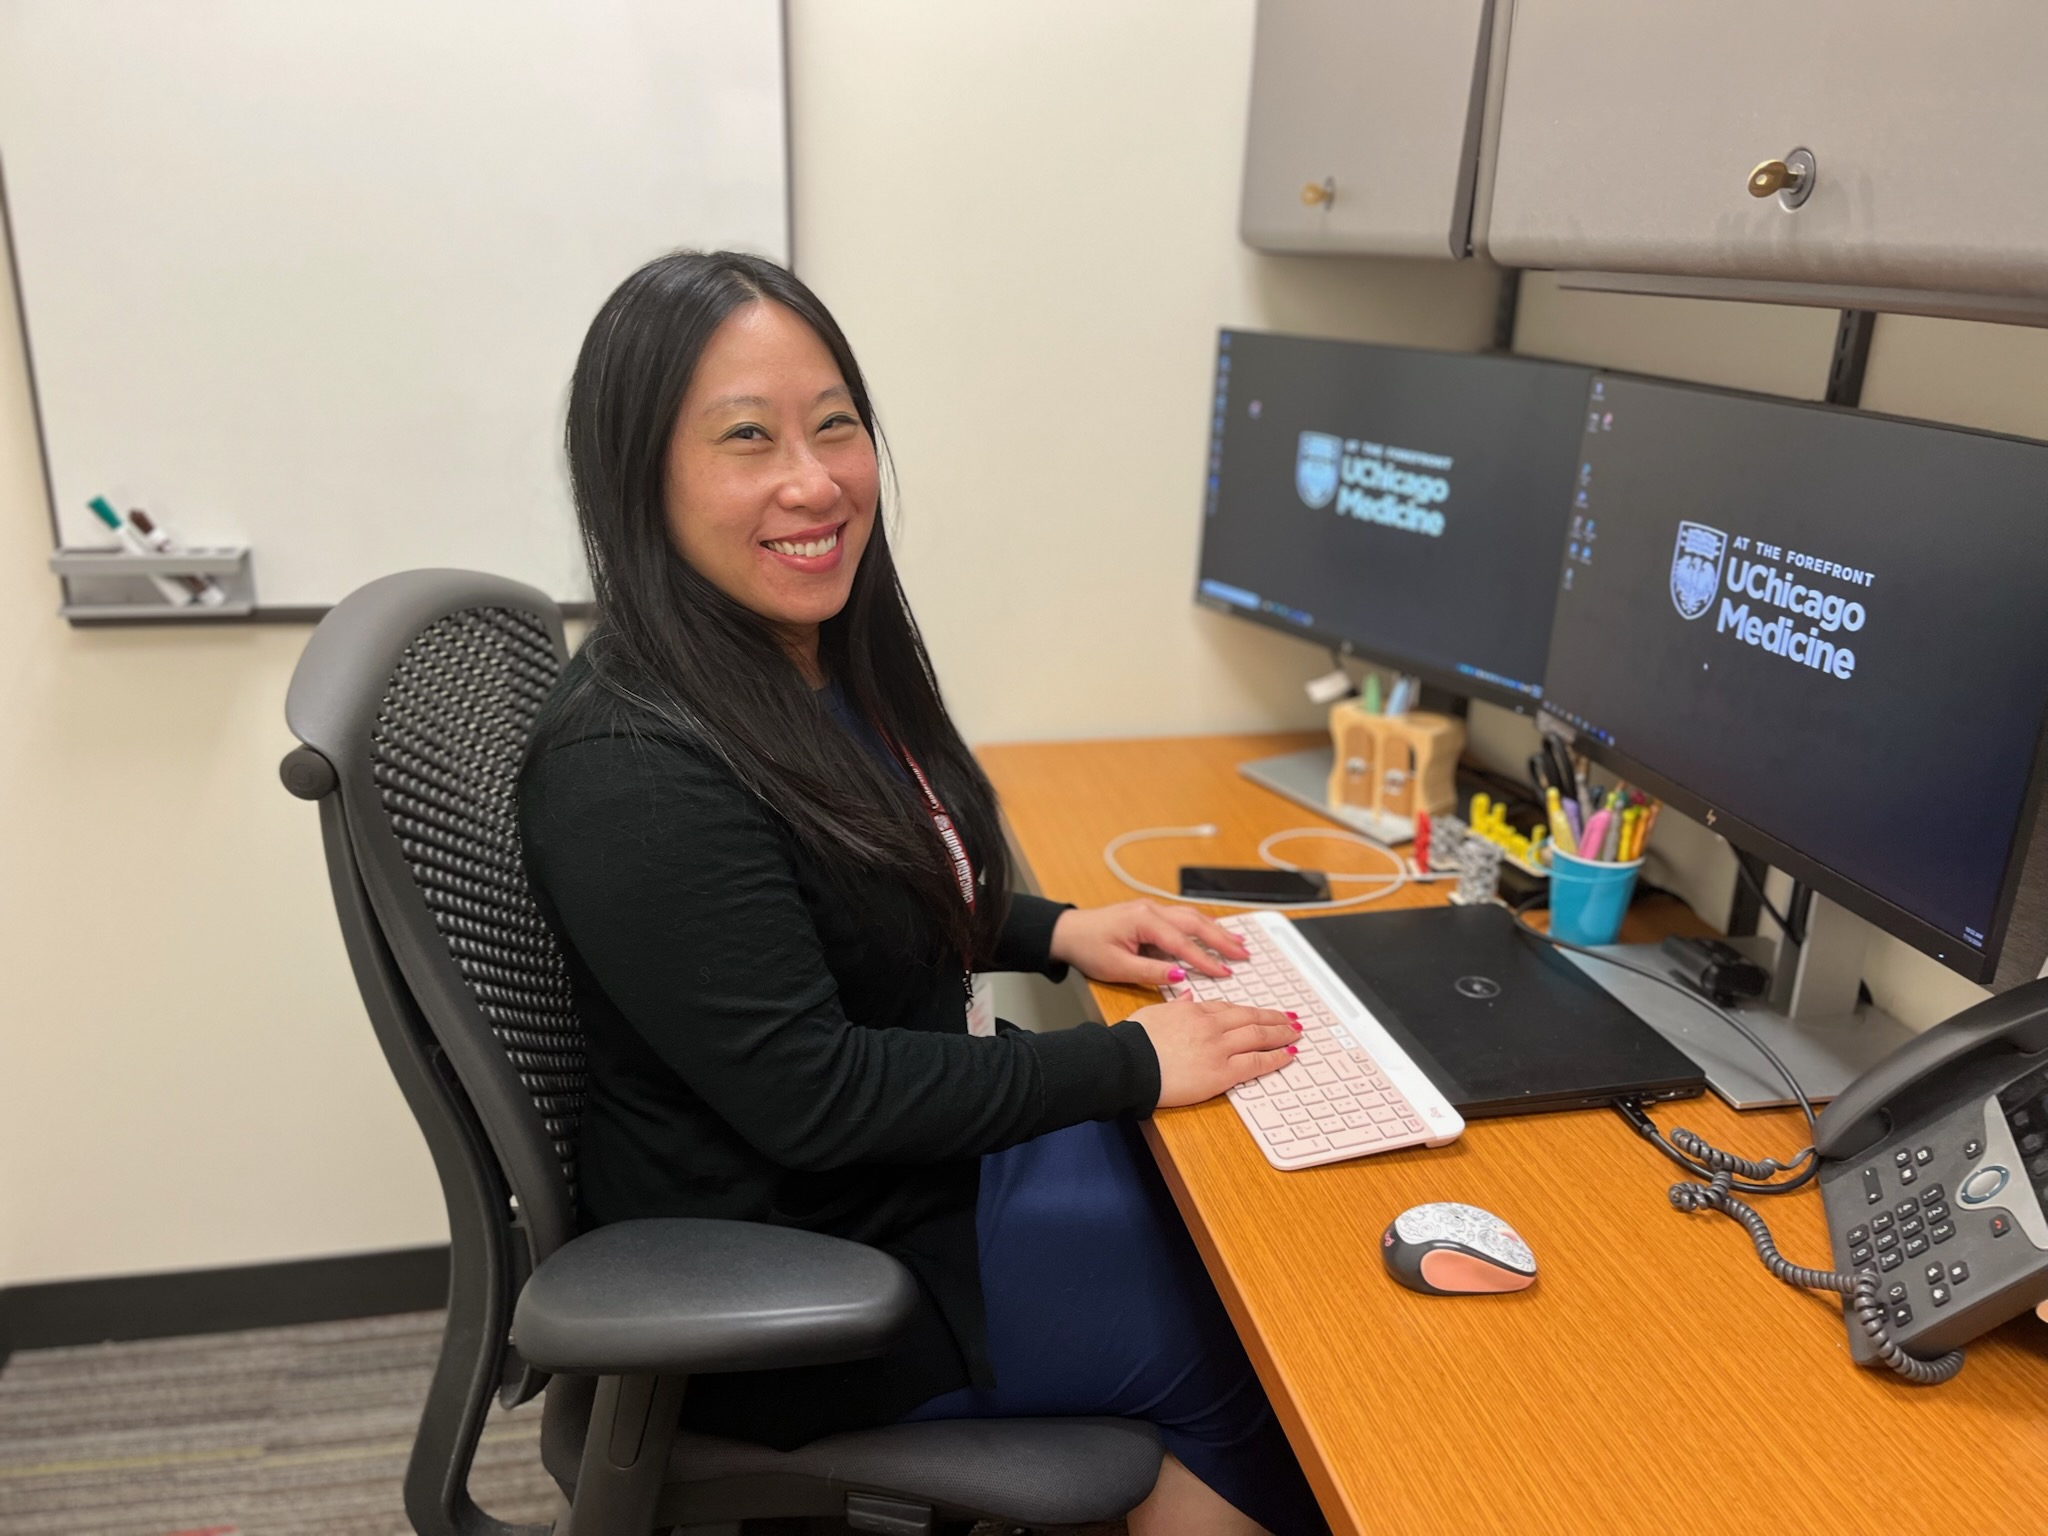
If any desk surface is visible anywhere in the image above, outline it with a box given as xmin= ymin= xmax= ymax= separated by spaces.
xmin=980 ymin=732 xmax=2048 ymax=1536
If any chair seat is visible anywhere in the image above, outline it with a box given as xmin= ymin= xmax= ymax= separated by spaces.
xmin=541 ymin=1374 xmax=1164 ymax=1528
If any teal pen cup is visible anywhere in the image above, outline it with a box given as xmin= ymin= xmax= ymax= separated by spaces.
xmin=1547 ymin=848 xmax=1643 ymax=946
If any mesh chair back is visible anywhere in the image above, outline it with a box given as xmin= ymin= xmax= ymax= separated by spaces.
xmin=370 ymin=605 xmax=586 ymax=1197
xmin=287 ymin=570 xmax=582 ymax=1263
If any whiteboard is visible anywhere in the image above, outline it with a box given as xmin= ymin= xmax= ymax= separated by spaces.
xmin=0 ymin=0 xmax=788 ymax=610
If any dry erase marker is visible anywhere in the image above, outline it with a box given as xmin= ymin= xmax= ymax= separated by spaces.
xmin=89 ymin=496 xmax=194 ymax=606
xmin=127 ymin=509 xmax=228 ymax=606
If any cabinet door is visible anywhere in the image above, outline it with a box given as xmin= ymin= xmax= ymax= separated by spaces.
xmin=1241 ymin=0 xmax=1495 ymax=259
xmin=1488 ymin=1 xmax=2048 ymax=298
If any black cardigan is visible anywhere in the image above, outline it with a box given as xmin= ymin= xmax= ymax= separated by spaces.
xmin=516 ymin=654 xmax=1162 ymax=1446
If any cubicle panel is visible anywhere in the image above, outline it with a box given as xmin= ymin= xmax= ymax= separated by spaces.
xmin=1488 ymin=0 xmax=2048 ymax=299
xmin=1240 ymin=0 xmax=1495 ymax=259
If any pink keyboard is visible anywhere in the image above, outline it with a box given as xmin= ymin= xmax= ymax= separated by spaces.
xmin=1163 ymin=911 xmax=1464 ymax=1170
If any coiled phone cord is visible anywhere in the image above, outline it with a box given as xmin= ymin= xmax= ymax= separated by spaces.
xmin=1509 ymin=897 xmax=1968 ymax=1384
xmin=1665 ymin=1135 xmax=1965 ymax=1385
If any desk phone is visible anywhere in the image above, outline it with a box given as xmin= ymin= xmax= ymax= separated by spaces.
xmin=1816 ymin=980 xmax=2048 ymax=1368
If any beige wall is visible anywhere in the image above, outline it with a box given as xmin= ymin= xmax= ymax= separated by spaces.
xmin=0 ymin=249 xmax=449 ymax=1286
xmin=4 ymin=0 xmax=2041 ymax=1286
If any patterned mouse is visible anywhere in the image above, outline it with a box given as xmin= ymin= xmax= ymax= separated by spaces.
xmin=1382 ymin=1202 xmax=1537 ymax=1294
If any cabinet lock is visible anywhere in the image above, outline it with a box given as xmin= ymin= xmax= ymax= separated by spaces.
xmin=1300 ymin=177 xmax=1336 ymax=209
xmin=1748 ymin=148 xmax=1816 ymax=210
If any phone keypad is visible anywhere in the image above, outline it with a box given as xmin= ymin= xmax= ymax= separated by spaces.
xmin=1839 ymin=1144 xmax=1992 ymax=1336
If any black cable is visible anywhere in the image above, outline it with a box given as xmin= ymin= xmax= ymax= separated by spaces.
xmin=1731 ymin=856 xmax=1805 ymax=945
xmin=1507 ymin=896 xmax=1820 ymax=1140
xmin=1507 ymin=895 xmax=1964 ymax=1384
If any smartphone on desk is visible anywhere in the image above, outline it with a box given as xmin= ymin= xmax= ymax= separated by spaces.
xmin=1178 ymin=865 xmax=1329 ymax=903
xmin=1815 ymin=979 xmax=2048 ymax=1366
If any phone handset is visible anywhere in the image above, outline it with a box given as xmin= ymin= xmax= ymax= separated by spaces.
xmin=1814 ymin=983 xmax=2048 ymax=1164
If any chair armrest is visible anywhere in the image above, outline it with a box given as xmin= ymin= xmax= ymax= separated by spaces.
xmin=511 ymin=1218 xmax=919 ymax=1376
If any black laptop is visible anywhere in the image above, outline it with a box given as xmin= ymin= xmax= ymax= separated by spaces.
xmin=1293 ymin=904 xmax=1706 ymax=1116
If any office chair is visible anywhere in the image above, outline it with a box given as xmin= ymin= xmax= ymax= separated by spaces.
xmin=280 ymin=570 xmax=1163 ymax=1536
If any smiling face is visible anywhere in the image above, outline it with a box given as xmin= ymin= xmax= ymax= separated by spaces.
xmin=664 ymin=300 xmax=880 ymax=675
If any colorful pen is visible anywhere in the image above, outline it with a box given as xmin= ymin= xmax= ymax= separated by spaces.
xmin=1546 ymin=788 xmax=1577 ymax=856
xmin=1579 ymin=809 xmax=1611 ymax=861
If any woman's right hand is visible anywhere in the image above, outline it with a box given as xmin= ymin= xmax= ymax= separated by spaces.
xmin=1127 ymin=999 xmax=1301 ymax=1109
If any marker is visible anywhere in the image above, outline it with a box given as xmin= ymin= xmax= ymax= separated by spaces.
xmin=1546 ymin=788 xmax=1578 ymax=856
xmin=1361 ymin=672 xmax=1383 ymax=714
xmin=127 ymin=509 xmax=228 ymax=606
xmin=89 ymin=496 xmax=194 ymax=607
xmin=1414 ymin=808 xmax=1432 ymax=874
xmin=1600 ymin=809 xmax=1622 ymax=861
xmin=1579 ymin=808 xmax=1611 ymax=862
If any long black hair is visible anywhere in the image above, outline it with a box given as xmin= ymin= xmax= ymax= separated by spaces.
xmin=563 ymin=250 xmax=1009 ymax=966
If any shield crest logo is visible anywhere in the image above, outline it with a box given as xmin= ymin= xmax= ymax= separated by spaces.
xmin=1295 ymin=431 xmax=1341 ymax=510
xmin=1670 ymin=521 xmax=1727 ymax=620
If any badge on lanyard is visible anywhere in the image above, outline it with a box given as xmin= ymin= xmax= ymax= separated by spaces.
xmin=899 ymin=752 xmax=988 ymax=1033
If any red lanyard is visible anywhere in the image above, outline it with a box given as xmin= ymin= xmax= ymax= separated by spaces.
xmin=900 ymin=753 xmax=976 ymax=911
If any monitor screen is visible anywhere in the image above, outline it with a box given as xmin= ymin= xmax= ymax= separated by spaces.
xmin=1195 ymin=330 xmax=1593 ymax=710
xmin=1543 ymin=374 xmax=2048 ymax=981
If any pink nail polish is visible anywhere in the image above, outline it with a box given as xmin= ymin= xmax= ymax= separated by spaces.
xmin=1290 ymin=1019 xmax=1303 ymax=1032
xmin=1285 ymin=1010 xmax=1299 ymax=1019
xmin=1166 ymin=966 xmax=1186 ymax=983
xmin=1286 ymin=1044 xmax=1299 ymax=1055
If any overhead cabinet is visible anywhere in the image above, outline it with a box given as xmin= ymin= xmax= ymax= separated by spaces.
xmin=1240 ymin=0 xmax=1500 ymax=259
xmin=1486 ymin=0 xmax=2048 ymax=315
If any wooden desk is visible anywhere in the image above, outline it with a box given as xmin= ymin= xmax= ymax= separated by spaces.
xmin=980 ymin=733 xmax=2048 ymax=1536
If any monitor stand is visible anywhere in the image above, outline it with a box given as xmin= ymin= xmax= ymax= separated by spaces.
xmin=1238 ymin=744 xmax=1415 ymax=843
xmin=1562 ymin=893 xmax=1916 ymax=1109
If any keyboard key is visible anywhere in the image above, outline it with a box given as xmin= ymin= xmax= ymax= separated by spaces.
xmin=1251 ymin=1104 xmax=1286 ymax=1130
xmin=1290 ymin=1135 xmax=1330 ymax=1157
xmin=1330 ymin=1127 xmax=1381 ymax=1149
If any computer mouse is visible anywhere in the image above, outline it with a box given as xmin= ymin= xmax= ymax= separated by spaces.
xmin=1381 ymin=1202 xmax=1537 ymax=1295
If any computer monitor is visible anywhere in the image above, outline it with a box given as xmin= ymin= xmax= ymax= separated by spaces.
xmin=1195 ymin=331 xmax=1594 ymax=712
xmin=1542 ymin=373 xmax=2048 ymax=984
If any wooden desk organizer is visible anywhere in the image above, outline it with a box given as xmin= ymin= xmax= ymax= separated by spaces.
xmin=1326 ymin=702 xmax=1463 ymax=825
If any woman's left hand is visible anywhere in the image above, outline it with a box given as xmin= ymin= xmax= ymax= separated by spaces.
xmin=1048 ymin=900 xmax=1251 ymax=989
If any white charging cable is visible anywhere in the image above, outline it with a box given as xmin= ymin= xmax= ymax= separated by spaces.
xmin=1102 ymin=823 xmax=1458 ymax=912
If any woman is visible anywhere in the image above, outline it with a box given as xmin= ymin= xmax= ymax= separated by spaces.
xmin=519 ymin=250 xmax=1328 ymax=1535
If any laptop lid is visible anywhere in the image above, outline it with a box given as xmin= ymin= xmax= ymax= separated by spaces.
xmin=1293 ymin=904 xmax=1706 ymax=1116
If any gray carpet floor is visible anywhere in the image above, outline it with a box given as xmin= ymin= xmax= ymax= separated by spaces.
xmin=0 ymin=1311 xmax=557 ymax=1536
xmin=0 ymin=1312 xmax=1128 ymax=1536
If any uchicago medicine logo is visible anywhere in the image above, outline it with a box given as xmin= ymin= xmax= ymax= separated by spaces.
xmin=1294 ymin=430 xmax=1451 ymax=536
xmin=1670 ymin=521 xmax=1727 ymax=620
xmin=1295 ymin=431 xmax=1341 ymax=510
